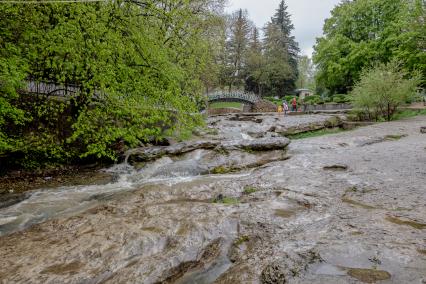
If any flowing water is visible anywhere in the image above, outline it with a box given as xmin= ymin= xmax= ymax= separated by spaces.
xmin=0 ymin=149 xmax=254 ymax=237
xmin=1 ymin=114 xmax=425 ymax=284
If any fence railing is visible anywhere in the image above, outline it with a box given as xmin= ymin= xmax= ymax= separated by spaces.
xmin=207 ymin=91 xmax=260 ymax=104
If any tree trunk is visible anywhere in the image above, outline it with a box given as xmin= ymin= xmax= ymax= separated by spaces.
xmin=387 ymin=103 xmax=391 ymax=121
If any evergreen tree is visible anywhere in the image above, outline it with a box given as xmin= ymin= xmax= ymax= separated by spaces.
xmin=271 ymin=0 xmax=300 ymax=94
xmin=262 ymin=22 xmax=293 ymax=97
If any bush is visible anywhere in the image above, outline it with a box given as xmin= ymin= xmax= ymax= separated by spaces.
xmin=284 ymin=95 xmax=295 ymax=104
xmin=332 ymin=94 xmax=351 ymax=104
xmin=304 ymin=95 xmax=323 ymax=105
xmin=264 ymin=96 xmax=282 ymax=105
xmin=351 ymin=61 xmax=421 ymax=121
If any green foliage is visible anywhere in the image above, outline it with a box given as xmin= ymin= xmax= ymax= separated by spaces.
xmin=351 ymin=61 xmax=421 ymax=121
xmin=332 ymin=94 xmax=351 ymax=104
xmin=313 ymin=0 xmax=425 ymax=94
xmin=303 ymin=95 xmax=323 ymax=105
xmin=264 ymin=96 xmax=282 ymax=106
xmin=284 ymin=95 xmax=295 ymax=103
xmin=0 ymin=0 xmax=221 ymax=169
xmin=261 ymin=22 xmax=294 ymax=97
xmin=392 ymin=109 xmax=426 ymax=120
xmin=218 ymin=1 xmax=299 ymax=97
xmin=211 ymin=165 xmax=232 ymax=174
xmin=243 ymin=186 xmax=257 ymax=195
xmin=212 ymin=196 xmax=239 ymax=205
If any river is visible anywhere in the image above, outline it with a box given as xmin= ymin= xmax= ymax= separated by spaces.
xmin=0 ymin=113 xmax=425 ymax=283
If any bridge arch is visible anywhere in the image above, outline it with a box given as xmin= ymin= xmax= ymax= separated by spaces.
xmin=207 ymin=91 xmax=261 ymax=105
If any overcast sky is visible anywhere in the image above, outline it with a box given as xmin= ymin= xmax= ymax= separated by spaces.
xmin=226 ymin=0 xmax=342 ymax=57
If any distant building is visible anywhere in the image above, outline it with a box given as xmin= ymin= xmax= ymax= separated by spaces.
xmin=295 ymin=89 xmax=313 ymax=100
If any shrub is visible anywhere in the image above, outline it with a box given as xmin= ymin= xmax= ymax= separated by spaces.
xmin=304 ymin=95 xmax=323 ymax=105
xmin=332 ymin=94 xmax=351 ymax=103
xmin=284 ymin=95 xmax=295 ymax=104
xmin=351 ymin=61 xmax=421 ymax=121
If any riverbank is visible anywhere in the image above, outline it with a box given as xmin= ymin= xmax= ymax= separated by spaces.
xmin=0 ymin=114 xmax=425 ymax=283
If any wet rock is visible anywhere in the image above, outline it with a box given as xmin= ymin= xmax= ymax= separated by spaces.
xmin=385 ymin=216 xmax=426 ymax=229
xmin=127 ymin=136 xmax=290 ymax=165
xmin=324 ymin=116 xmax=343 ymax=128
xmin=229 ymin=115 xmax=263 ymax=123
xmin=221 ymin=137 xmax=290 ymax=152
xmin=261 ymin=262 xmax=288 ymax=284
xmin=358 ymin=134 xmax=407 ymax=146
xmin=323 ymin=164 xmax=348 ymax=171
xmin=156 ymin=238 xmax=223 ymax=284
xmin=347 ymin=268 xmax=391 ymax=283
xmin=40 ymin=261 xmax=84 ymax=275
xmin=0 ymin=193 xmax=28 ymax=209
xmin=127 ymin=140 xmax=220 ymax=163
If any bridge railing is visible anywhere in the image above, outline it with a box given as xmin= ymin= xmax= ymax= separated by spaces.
xmin=207 ymin=91 xmax=260 ymax=104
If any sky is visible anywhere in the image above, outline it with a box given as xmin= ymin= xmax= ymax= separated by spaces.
xmin=226 ymin=0 xmax=342 ymax=57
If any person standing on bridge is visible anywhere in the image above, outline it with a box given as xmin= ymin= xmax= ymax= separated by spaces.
xmin=291 ymin=97 xmax=297 ymax=112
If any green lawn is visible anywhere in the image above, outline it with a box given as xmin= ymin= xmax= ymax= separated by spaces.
xmin=209 ymin=102 xmax=243 ymax=109
xmin=392 ymin=109 xmax=426 ymax=120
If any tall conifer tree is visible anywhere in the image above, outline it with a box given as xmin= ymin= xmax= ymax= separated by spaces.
xmin=271 ymin=0 xmax=300 ymax=94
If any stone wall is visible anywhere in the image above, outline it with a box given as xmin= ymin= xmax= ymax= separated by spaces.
xmin=207 ymin=108 xmax=242 ymax=116
xmin=304 ymin=103 xmax=352 ymax=112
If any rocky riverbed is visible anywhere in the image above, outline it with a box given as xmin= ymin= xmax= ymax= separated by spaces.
xmin=0 ymin=114 xmax=425 ymax=283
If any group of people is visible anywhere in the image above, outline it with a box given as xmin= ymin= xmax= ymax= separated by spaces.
xmin=279 ymin=97 xmax=298 ymax=116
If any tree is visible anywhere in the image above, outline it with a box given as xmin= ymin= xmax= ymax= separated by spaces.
xmin=224 ymin=9 xmax=253 ymax=91
xmin=296 ymin=56 xmax=316 ymax=90
xmin=351 ymin=61 xmax=420 ymax=121
xmin=313 ymin=0 xmax=425 ymax=94
xmin=262 ymin=22 xmax=293 ymax=97
xmin=244 ymin=27 xmax=267 ymax=95
xmin=270 ymin=0 xmax=300 ymax=94
xmin=0 ymin=0 xmax=225 ymax=168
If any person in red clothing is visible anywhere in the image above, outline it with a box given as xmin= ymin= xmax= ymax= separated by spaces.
xmin=291 ymin=97 xmax=297 ymax=112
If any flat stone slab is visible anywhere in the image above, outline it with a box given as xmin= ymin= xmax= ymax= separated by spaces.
xmin=220 ymin=137 xmax=290 ymax=151
xmin=127 ymin=137 xmax=290 ymax=164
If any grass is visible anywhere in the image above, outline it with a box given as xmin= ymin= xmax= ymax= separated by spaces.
xmin=212 ymin=196 xmax=239 ymax=205
xmin=211 ymin=166 xmax=232 ymax=174
xmin=233 ymin=235 xmax=250 ymax=246
xmin=209 ymin=102 xmax=243 ymax=109
xmin=287 ymin=128 xmax=345 ymax=140
xmin=392 ymin=109 xmax=426 ymax=120
xmin=243 ymin=186 xmax=257 ymax=195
